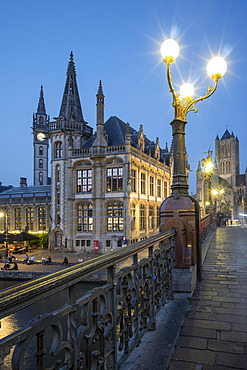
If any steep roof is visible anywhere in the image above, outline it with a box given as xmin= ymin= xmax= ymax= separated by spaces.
xmin=37 ymin=85 xmax=46 ymax=114
xmin=59 ymin=52 xmax=84 ymax=122
xmin=0 ymin=185 xmax=51 ymax=198
xmin=221 ymin=129 xmax=232 ymax=140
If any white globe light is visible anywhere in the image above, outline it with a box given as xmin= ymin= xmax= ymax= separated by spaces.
xmin=160 ymin=39 xmax=179 ymax=61
xmin=207 ymin=56 xmax=227 ymax=79
xmin=180 ymin=83 xmax=195 ymax=98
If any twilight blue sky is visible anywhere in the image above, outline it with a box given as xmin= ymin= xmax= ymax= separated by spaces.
xmin=0 ymin=0 xmax=247 ymax=194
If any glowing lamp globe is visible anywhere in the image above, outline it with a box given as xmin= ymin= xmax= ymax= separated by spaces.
xmin=180 ymin=83 xmax=195 ymax=99
xmin=212 ymin=189 xmax=218 ymax=196
xmin=160 ymin=39 xmax=179 ymax=63
xmin=207 ymin=56 xmax=227 ymax=80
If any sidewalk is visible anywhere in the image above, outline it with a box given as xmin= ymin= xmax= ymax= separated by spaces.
xmin=170 ymin=226 xmax=247 ymax=369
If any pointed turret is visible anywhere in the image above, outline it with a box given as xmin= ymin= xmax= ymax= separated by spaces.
xmin=96 ymin=80 xmax=104 ymax=125
xmin=164 ymin=142 xmax=169 ymax=153
xmin=37 ymin=85 xmax=46 ymax=114
xmin=59 ymin=52 xmax=84 ymax=122
xmin=197 ymin=161 xmax=202 ymax=172
xmin=215 ymin=134 xmax=219 ymax=140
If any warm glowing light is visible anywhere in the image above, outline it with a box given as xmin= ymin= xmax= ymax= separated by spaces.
xmin=212 ymin=189 xmax=218 ymax=196
xmin=204 ymin=162 xmax=213 ymax=173
xmin=205 ymin=201 xmax=210 ymax=206
xmin=160 ymin=39 xmax=179 ymax=63
xmin=207 ymin=56 xmax=227 ymax=79
xmin=219 ymin=189 xmax=224 ymax=195
xmin=180 ymin=83 xmax=195 ymax=98
xmin=0 ymin=212 xmax=4 ymax=217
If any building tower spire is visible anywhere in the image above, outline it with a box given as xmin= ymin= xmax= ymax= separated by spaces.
xmin=96 ymin=80 xmax=104 ymax=124
xmin=37 ymin=85 xmax=46 ymax=115
xmin=32 ymin=86 xmax=49 ymax=186
xmin=59 ymin=52 xmax=84 ymax=122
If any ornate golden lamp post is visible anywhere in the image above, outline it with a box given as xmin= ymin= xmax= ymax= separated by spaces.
xmin=159 ymin=38 xmax=226 ymax=290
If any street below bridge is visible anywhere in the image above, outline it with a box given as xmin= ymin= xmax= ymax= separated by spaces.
xmin=124 ymin=226 xmax=247 ymax=370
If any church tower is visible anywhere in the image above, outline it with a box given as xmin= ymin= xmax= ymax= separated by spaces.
xmin=32 ymin=85 xmax=49 ymax=186
xmin=215 ymin=129 xmax=239 ymax=187
xmin=49 ymin=52 xmax=93 ymax=248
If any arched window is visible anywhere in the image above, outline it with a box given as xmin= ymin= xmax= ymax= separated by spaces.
xmin=56 ymin=165 xmax=61 ymax=184
xmin=131 ymin=203 xmax=136 ymax=231
xmin=39 ymin=116 xmax=44 ymax=125
xmin=39 ymin=172 xmax=43 ymax=184
xmin=107 ymin=202 xmax=123 ymax=232
xmin=39 ymin=159 xmax=43 ymax=168
xmin=26 ymin=207 xmax=34 ymax=231
xmin=55 ymin=142 xmax=62 ymax=158
xmin=39 ymin=146 xmax=43 ymax=155
xmin=164 ymin=182 xmax=168 ymax=199
xmin=149 ymin=205 xmax=154 ymax=230
xmin=140 ymin=204 xmax=146 ymax=231
xmin=14 ymin=208 xmax=22 ymax=230
xmin=38 ymin=207 xmax=46 ymax=230
xmin=77 ymin=203 xmax=93 ymax=232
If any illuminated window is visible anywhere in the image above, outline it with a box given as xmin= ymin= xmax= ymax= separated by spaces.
xmin=26 ymin=207 xmax=34 ymax=231
xmin=107 ymin=167 xmax=123 ymax=192
xmin=77 ymin=169 xmax=92 ymax=193
xmin=77 ymin=203 xmax=93 ymax=232
xmin=140 ymin=204 xmax=146 ymax=231
xmin=14 ymin=208 xmax=22 ymax=230
xmin=157 ymin=179 xmax=161 ymax=197
xmin=141 ymin=173 xmax=146 ymax=194
xmin=55 ymin=142 xmax=62 ymax=158
xmin=39 ymin=159 xmax=43 ymax=168
xmin=156 ymin=206 xmax=160 ymax=229
xmin=149 ymin=205 xmax=154 ymax=230
xmin=164 ymin=182 xmax=167 ymax=198
xmin=38 ymin=207 xmax=46 ymax=230
xmin=131 ymin=169 xmax=137 ymax=192
xmin=107 ymin=202 xmax=123 ymax=232
xmin=131 ymin=203 xmax=136 ymax=231
xmin=150 ymin=176 xmax=154 ymax=196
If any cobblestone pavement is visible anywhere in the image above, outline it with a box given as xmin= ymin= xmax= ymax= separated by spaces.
xmin=170 ymin=227 xmax=247 ymax=370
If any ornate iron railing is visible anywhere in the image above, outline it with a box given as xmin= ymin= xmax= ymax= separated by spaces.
xmin=0 ymin=229 xmax=176 ymax=369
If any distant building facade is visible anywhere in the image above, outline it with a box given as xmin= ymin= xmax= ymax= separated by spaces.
xmin=0 ymin=53 xmax=172 ymax=252
xmin=196 ymin=129 xmax=247 ymax=219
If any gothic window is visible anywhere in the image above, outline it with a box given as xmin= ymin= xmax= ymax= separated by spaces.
xmin=157 ymin=179 xmax=161 ymax=197
xmin=39 ymin=146 xmax=43 ymax=155
xmin=149 ymin=205 xmax=154 ymax=230
xmin=131 ymin=203 xmax=136 ymax=231
xmin=156 ymin=206 xmax=160 ymax=229
xmin=26 ymin=207 xmax=34 ymax=231
xmin=140 ymin=204 xmax=146 ymax=231
xmin=77 ymin=170 xmax=92 ymax=193
xmin=106 ymin=167 xmax=123 ymax=192
xmin=150 ymin=176 xmax=154 ymax=196
xmin=0 ymin=208 xmax=10 ymax=231
xmin=107 ymin=202 xmax=123 ymax=232
xmin=229 ymin=161 xmax=231 ymax=172
xmin=227 ymin=144 xmax=230 ymax=156
xmin=141 ymin=173 xmax=146 ymax=194
xmin=55 ymin=142 xmax=62 ymax=158
xmin=131 ymin=169 xmax=137 ymax=192
xmin=38 ymin=207 xmax=46 ymax=230
xmin=56 ymin=166 xmax=61 ymax=184
xmin=164 ymin=181 xmax=167 ymax=198
xmin=39 ymin=116 xmax=44 ymax=125
xmin=14 ymin=208 xmax=22 ymax=230
xmin=39 ymin=172 xmax=43 ymax=185
xmin=39 ymin=159 xmax=43 ymax=168
xmin=77 ymin=203 xmax=93 ymax=232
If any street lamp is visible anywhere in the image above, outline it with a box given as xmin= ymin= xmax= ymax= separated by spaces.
xmin=0 ymin=210 xmax=9 ymax=258
xmin=160 ymin=38 xmax=227 ymax=275
xmin=160 ymin=38 xmax=227 ymax=196
xmin=201 ymin=152 xmax=213 ymax=207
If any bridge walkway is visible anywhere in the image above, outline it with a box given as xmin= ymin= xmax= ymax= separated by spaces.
xmin=170 ymin=226 xmax=247 ymax=369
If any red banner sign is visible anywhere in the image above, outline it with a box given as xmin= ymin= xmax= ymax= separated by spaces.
xmin=94 ymin=240 xmax=99 ymax=253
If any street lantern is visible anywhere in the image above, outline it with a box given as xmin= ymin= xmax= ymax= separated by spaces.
xmin=160 ymin=37 xmax=227 ymax=277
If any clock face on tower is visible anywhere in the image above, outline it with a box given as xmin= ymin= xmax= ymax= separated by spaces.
xmin=37 ymin=133 xmax=46 ymax=141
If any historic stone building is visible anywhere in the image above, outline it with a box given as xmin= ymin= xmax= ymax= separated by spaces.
xmin=196 ymin=129 xmax=247 ymax=219
xmin=0 ymin=52 xmax=172 ymax=252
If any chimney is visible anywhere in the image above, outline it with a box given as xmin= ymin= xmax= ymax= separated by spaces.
xmin=20 ymin=177 xmax=27 ymax=187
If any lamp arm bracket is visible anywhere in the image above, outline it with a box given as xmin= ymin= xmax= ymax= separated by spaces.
xmin=182 ymin=79 xmax=218 ymax=120
xmin=166 ymin=63 xmax=178 ymax=116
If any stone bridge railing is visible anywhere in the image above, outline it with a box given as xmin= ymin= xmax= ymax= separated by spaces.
xmin=0 ymin=229 xmax=176 ymax=369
